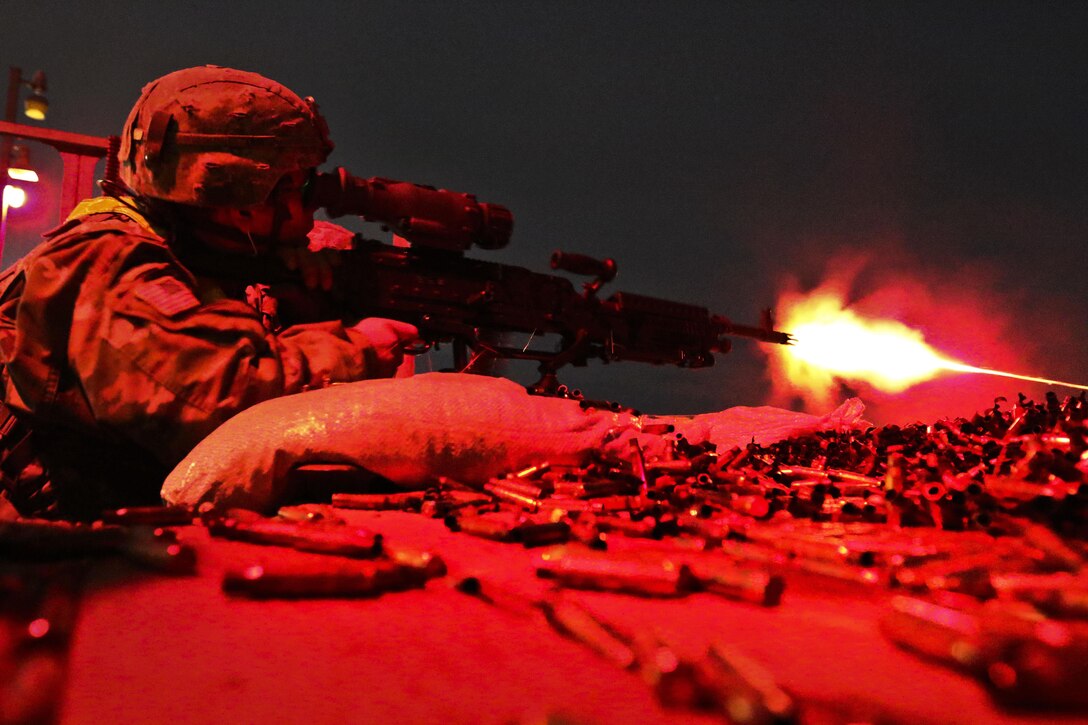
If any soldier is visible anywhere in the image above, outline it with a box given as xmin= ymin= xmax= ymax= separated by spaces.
xmin=0 ymin=65 xmax=419 ymax=519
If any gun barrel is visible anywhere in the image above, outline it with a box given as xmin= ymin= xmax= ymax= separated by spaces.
xmin=715 ymin=318 xmax=794 ymax=346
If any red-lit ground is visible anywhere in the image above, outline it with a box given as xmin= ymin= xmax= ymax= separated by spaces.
xmin=55 ymin=511 xmax=1073 ymax=725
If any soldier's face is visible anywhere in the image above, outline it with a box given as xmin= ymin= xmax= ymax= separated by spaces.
xmin=204 ymin=170 xmax=315 ymax=252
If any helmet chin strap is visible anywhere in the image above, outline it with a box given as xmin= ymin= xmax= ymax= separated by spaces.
xmin=238 ymin=211 xmax=259 ymax=256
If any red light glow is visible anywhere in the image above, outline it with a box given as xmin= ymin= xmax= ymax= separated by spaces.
xmin=782 ymin=289 xmax=1087 ymax=396
xmin=765 ymin=247 xmax=1088 ymax=422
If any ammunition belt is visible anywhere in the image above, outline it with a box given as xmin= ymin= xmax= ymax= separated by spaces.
xmin=0 ymin=401 xmax=57 ymax=517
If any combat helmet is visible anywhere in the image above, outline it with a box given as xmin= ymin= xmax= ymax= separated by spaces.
xmin=118 ymin=65 xmax=333 ymax=207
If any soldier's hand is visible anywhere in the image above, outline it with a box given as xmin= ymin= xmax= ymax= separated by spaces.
xmin=307 ymin=220 xmax=356 ymax=251
xmin=350 ymin=318 xmax=421 ymax=377
xmin=278 ymin=220 xmax=356 ymax=291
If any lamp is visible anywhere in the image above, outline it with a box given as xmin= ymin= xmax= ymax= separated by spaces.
xmin=23 ymin=70 xmax=47 ymax=120
xmin=7 ymin=145 xmax=38 ymax=182
xmin=2 ymin=185 xmax=26 ymax=209
xmin=2 ymin=67 xmax=50 ymax=261
xmin=5 ymin=68 xmax=48 ymax=122
xmin=24 ymin=94 xmax=48 ymax=121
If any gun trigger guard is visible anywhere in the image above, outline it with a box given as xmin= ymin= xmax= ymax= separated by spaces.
xmin=405 ymin=341 xmax=432 ymax=356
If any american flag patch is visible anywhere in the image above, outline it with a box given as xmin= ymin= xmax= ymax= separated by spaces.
xmin=134 ymin=278 xmax=201 ymax=317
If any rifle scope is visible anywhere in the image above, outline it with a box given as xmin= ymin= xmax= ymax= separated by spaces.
xmin=307 ymin=167 xmax=513 ymax=251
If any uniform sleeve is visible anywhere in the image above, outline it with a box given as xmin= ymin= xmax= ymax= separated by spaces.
xmin=68 ymin=235 xmax=381 ymax=464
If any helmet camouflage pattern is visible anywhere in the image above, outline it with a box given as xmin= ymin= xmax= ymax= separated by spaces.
xmin=118 ymin=65 xmax=333 ymax=207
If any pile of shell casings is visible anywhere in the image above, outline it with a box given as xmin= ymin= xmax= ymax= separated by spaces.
xmin=343 ymin=392 xmax=1088 ymax=713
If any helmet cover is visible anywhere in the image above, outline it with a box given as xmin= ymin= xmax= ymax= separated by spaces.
xmin=118 ymin=65 xmax=333 ymax=207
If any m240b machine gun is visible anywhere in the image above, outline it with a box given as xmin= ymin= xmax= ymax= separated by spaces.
xmin=300 ymin=168 xmax=794 ymax=394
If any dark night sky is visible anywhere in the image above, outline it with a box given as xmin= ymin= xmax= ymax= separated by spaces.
xmin=4 ymin=2 xmax=1086 ymax=420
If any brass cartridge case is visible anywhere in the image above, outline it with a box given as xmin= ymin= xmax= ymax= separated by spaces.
xmin=536 ymin=546 xmax=695 ymax=596
xmin=330 ymin=491 xmax=426 ymax=511
xmin=223 ymin=559 xmax=425 ymax=598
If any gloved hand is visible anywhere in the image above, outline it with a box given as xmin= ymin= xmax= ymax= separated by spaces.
xmin=278 ymin=220 xmax=356 ymax=291
xmin=306 ymin=219 xmax=356 ymax=251
xmin=350 ymin=318 xmax=422 ymax=378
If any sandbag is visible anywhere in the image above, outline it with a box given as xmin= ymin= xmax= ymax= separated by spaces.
xmin=162 ymin=373 xmax=865 ymax=512
xmin=649 ymin=396 xmax=868 ymax=451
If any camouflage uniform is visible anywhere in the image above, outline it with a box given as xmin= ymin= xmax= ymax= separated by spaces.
xmin=0 ymin=199 xmax=381 ymax=518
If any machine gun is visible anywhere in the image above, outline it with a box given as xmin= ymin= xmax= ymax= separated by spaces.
xmin=293 ymin=168 xmax=795 ymax=394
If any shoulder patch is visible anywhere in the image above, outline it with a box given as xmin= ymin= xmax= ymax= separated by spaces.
xmin=134 ymin=277 xmax=201 ymax=317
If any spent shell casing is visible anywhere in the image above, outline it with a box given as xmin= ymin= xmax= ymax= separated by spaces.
xmin=839 ymin=537 xmax=943 ymax=567
xmin=676 ymin=512 xmax=743 ymax=544
xmin=630 ymin=438 xmax=650 ymax=495
xmin=990 ymin=572 xmax=1088 ymax=618
xmin=424 ymin=489 xmax=493 ymax=518
xmin=440 ymin=489 xmax=494 ymax=507
xmin=119 ymin=526 xmax=197 ymax=575
xmin=825 ymin=468 xmax=882 ymax=488
xmin=884 ymin=453 xmax=907 ymax=493
xmin=696 ymin=641 xmax=798 ymax=725
xmin=588 ymin=494 xmax=653 ymax=513
xmin=989 ymin=570 xmax=1077 ymax=597
xmin=567 ymin=515 xmax=607 ymax=548
xmin=777 ymin=465 xmax=831 ymax=482
xmin=483 ymin=482 xmax=543 ymax=510
xmin=893 ymin=551 xmax=1005 ymax=593
xmin=719 ymin=540 xmax=790 ymax=568
xmin=381 ymin=543 xmax=448 ymax=579
xmin=628 ymin=629 xmax=706 ymax=709
xmin=100 ymin=505 xmax=195 ymax=527
xmin=639 ymin=422 xmax=676 ymax=436
xmin=1048 ymin=586 xmax=1088 ymax=619
xmin=684 ymin=558 xmax=785 ymax=606
xmin=208 ymin=518 xmax=382 ymax=558
xmin=512 ymin=521 xmax=571 ymax=548
xmin=920 ymin=481 xmax=947 ymax=503
xmin=729 ymin=495 xmax=771 ymax=519
xmin=646 ymin=460 xmax=694 ymax=474
xmin=276 ymin=504 xmax=343 ymax=523
xmin=435 ymin=476 xmax=477 ymax=492
xmin=451 ymin=511 xmax=519 ymax=541
xmin=223 ymin=559 xmax=425 ymax=598
xmin=726 ymin=448 xmax=751 ymax=470
xmin=1020 ymin=521 xmax=1085 ymax=572
xmin=540 ymin=499 xmax=598 ymax=517
xmin=513 ymin=462 xmax=552 ymax=480
xmin=540 ymin=597 xmax=637 ymax=670
xmin=593 ymin=514 xmax=660 ymax=539
xmin=985 ymin=631 xmax=1088 ymax=710
xmin=537 ymin=547 xmax=693 ymax=597
xmin=879 ymin=595 xmax=985 ymax=671
xmin=792 ymin=556 xmax=886 ymax=588
xmin=0 ymin=519 xmax=126 ymax=558
xmin=330 ymin=491 xmax=426 ymax=511
xmin=554 ymin=479 xmax=637 ymax=499
xmin=488 ymin=478 xmax=549 ymax=499
xmin=742 ymin=528 xmax=846 ymax=559
xmin=984 ymin=475 xmax=1073 ymax=502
